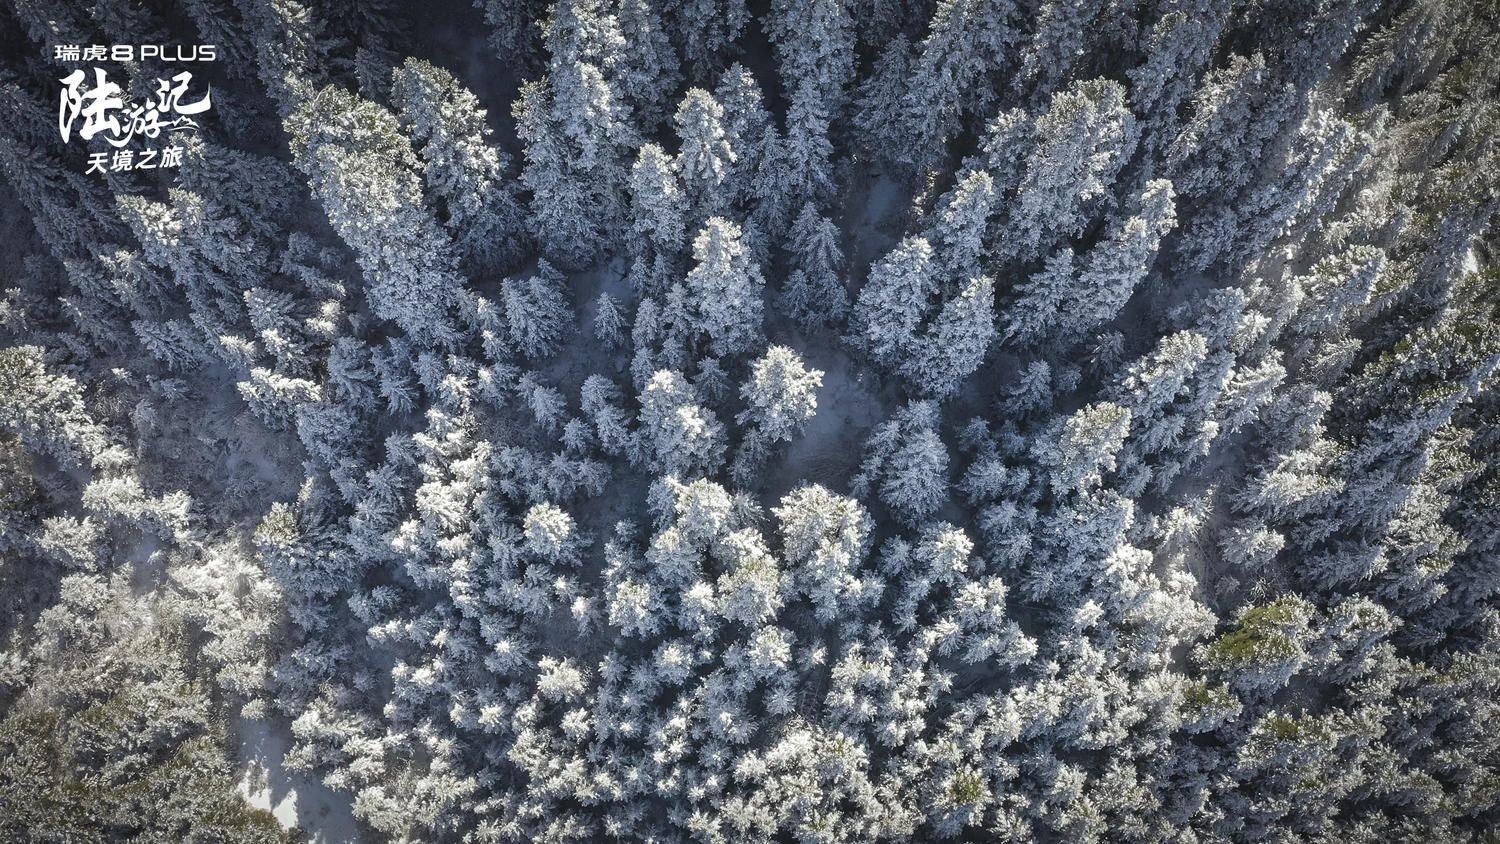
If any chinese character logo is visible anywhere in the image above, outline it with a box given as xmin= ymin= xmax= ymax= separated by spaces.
xmin=58 ymin=68 xmax=211 ymax=147
xmin=53 ymin=52 xmax=213 ymax=175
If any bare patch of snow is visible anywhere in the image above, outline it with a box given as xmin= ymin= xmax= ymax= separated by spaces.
xmin=233 ymin=716 xmax=363 ymax=843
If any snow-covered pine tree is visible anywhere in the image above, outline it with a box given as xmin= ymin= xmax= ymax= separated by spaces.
xmin=732 ymin=346 xmax=823 ymax=484
xmin=390 ymin=58 xmax=528 ymax=274
xmin=673 ymin=88 xmax=737 ymax=223
xmin=659 ymin=0 xmax=748 ymax=80
xmin=902 ymin=275 xmax=997 ymax=400
xmin=500 ymin=260 xmax=574 ymax=361
xmin=780 ymin=202 xmax=850 ymax=330
xmin=680 ymin=218 xmax=766 ymax=357
xmin=996 ymin=78 xmax=1138 ymax=264
xmin=848 ymin=235 xmax=938 ymax=371
xmin=285 ymin=85 xmax=467 ymax=347
xmin=852 ymin=400 xmax=950 ymax=527
xmin=616 ymin=0 xmax=682 ymax=130
xmin=636 ymin=369 xmax=726 ymax=475
xmin=513 ymin=0 xmax=637 ymax=269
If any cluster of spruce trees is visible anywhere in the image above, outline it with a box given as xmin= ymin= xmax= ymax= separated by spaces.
xmin=1 ymin=0 xmax=1499 ymax=841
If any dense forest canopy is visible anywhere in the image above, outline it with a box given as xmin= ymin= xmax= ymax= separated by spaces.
xmin=1 ymin=0 xmax=1499 ymax=841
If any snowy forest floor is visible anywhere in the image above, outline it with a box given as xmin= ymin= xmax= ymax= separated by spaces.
xmin=233 ymin=714 xmax=360 ymax=842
